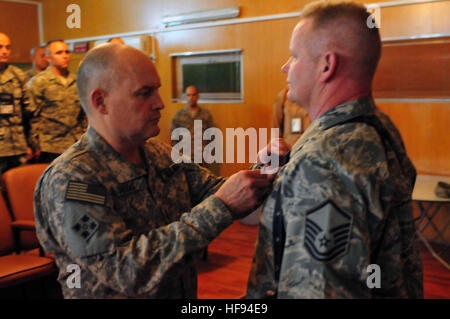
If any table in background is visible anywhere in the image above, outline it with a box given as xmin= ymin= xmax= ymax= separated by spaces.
xmin=412 ymin=174 xmax=450 ymax=270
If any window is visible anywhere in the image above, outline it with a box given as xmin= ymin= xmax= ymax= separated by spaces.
xmin=170 ymin=49 xmax=243 ymax=103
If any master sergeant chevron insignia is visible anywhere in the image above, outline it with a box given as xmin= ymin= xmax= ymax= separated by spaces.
xmin=304 ymin=200 xmax=353 ymax=263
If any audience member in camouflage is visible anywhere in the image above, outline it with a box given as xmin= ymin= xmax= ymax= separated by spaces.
xmin=272 ymin=86 xmax=311 ymax=147
xmin=34 ymin=43 xmax=274 ymax=298
xmin=247 ymin=1 xmax=423 ymax=299
xmin=27 ymin=40 xmax=86 ymax=163
xmin=171 ymin=86 xmax=214 ymax=169
xmin=0 ymin=33 xmax=30 ymax=174
xmin=25 ymin=45 xmax=48 ymax=82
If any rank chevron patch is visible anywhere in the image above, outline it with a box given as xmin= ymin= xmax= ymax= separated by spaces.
xmin=304 ymin=200 xmax=353 ymax=262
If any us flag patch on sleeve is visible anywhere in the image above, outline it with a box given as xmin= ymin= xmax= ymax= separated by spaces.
xmin=65 ymin=181 xmax=106 ymax=205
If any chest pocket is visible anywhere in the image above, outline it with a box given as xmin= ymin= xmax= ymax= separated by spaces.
xmin=114 ymin=177 xmax=166 ymax=233
xmin=151 ymin=166 xmax=192 ymax=223
xmin=0 ymin=93 xmax=15 ymax=116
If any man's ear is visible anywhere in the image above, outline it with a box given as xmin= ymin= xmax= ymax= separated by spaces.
xmin=321 ymin=51 xmax=338 ymax=82
xmin=90 ymin=88 xmax=108 ymax=114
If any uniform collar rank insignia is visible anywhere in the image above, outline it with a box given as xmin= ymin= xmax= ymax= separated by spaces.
xmin=65 ymin=181 xmax=106 ymax=205
xmin=304 ymin=200 xmax=353 ymax=263
xmin=72 ymin=214 xmax=99 ymax=242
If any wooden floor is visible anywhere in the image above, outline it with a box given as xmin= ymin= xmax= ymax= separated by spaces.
xmin=197 ymin=221 xmax=450 ymax=299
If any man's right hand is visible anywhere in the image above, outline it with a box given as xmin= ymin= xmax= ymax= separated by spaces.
xmin=215 ymin=169 xmax=276 ymax=220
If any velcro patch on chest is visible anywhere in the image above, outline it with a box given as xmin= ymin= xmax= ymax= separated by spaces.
xmin=65 ymin=181 xmax=106 ymax=205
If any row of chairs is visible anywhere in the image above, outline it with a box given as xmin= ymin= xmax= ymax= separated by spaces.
xmin=0 ymin=164 xmax=55 ymax=291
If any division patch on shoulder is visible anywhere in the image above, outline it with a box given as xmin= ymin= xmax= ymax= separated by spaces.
xmin=72 ymin=214 xmax=99 ymax=242
xmin=304 ymin=200 xmax=353 ymax=262
xmin=65 ymin=181 xmax=106 ymax=205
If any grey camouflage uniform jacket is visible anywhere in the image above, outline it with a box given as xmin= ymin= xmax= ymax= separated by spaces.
xmin=34 ymin=127 xmax=233 ymax=298
xmin=26 ymin=68 xmax=87 ymax=154
xmin=246 ymin=97 xmax=423 ymax=299
xmin=0 ymin=65 xmax=29 ymax=156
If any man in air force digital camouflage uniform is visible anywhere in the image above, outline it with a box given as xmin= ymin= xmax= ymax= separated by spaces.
xmin=246 ymin=1 xmax=423 ymax=299
xmin=27 ymin=39 xmax=86 ymax=163
xmin=0 ymin=32 xmax=30 ymax=174
xmin=34 ymin=43 xmax=275 ymax=298
xmin=171 ymin=85 xmax=215 ymax=169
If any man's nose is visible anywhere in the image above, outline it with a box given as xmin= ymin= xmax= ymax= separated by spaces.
xmin=153 ymin=93 xmax=164 ymax=110
xmin=281 ymin=58 xmax=291 ymax=73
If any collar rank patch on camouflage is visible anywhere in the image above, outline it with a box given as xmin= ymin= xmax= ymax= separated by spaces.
xmin=72 ymin=214 xmax=99 ymax=242
xmin=65 ymin=181 xmax=106 ymax=205
xmin=304 ymin=200 xmax=353 ymax=262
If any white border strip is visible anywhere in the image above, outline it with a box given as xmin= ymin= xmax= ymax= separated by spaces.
xmin=0 ymin=0 xmax=44 ymax=43
xmin=375 ymin=98 xmax=450 ymax=103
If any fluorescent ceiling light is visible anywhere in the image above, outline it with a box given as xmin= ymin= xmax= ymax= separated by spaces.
xmin=162 ymin=6 xmax=240 ymax=27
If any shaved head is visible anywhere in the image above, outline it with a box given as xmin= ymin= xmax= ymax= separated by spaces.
xmin=77 ymin=43 xmax=163 ymax=149
xmin=77 ymin=43 xmax=123 ymax=113
xmin=77 ymin=43 xmax=157 ymax=115
xmin=0 ymin=33 xmax=12 ymax=64
xmin=300 ymin=1 xmax=381 ymax=78
xmin=0 ymin=33 xmax=10 ymax=43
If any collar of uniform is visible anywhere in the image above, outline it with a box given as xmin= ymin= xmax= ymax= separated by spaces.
xmin=183 ymin=104 xmax=203 ymax=116
xmin=289 ymin=96 xmax=375 ymax=156
xmin=317 ymin=96 xmax=376 ymax=131
xmin=0 ymin=65 xmax=16 ymax=85
xmin=86 ymin=126 xmax=149 ymax=184
xmin=44 ymin=67 xmax=76 ymax=86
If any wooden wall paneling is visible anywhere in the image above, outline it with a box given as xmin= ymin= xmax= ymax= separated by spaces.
xmin=156 ymin=18 xmax=298 ymax=176
xmin=374 ymin=40 xmax=450 ymax=98
xmin=377 ymin=102 xmax=450 ymax=175
xmin=377 ymin=101 xmax=450 ymax=242
xmin=378 ymin=1 xmax=450 ymax=39
xmin=0 ymin=0 xmax=40 ymax=63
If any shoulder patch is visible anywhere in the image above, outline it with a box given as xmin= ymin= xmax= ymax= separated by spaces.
xmin=65 ymin=181 xmax=106 ymax=205
xmin=72 ymin=214 xmax=99 ymax=242
xmin=304 ymin=200 xmax=353 ymax=262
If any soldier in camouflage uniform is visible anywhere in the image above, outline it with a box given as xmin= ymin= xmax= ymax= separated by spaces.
xmin=25 ymin=44 xmax=48 ymax=82
xmin=34 ymin=43 xmax=274 ymax=298
xmin=0 ymin=33 xmax=30 ymax=174
xmin=272 ymin=86 xmax=311 ymax=147
xmin=171 ymin=86 xmax=214 ymax=169
xmin=27 ymin=40 xmax=86 ymax=163
xmin=247 ymin=1 xmax=423 ymax=298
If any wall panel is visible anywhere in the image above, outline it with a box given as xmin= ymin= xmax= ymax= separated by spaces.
xmin=0 ymin=0 xmax=40 ymax=62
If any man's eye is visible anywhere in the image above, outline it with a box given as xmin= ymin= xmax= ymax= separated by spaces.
xmin=138 ymin=90 xmax=153 ymax=97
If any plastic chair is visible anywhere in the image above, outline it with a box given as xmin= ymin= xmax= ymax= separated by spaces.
xmin=2 ymin=164 xmax=49 ymax=252
xmin=0 ymin=193 xmax=54 ymax=289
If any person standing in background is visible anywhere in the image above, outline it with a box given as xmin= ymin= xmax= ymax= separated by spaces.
xmin=27 ymin=39 xmax=87 ymax=163
xmin=171 ymin=85 xmax=215 ymax=170
xmin=25 ymin=45 xmax=49 ymax=81
xmin=272 ymin=86 xmax=311 ymax=147
xmin=0 ymin=32 xmax=31 ymax=174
